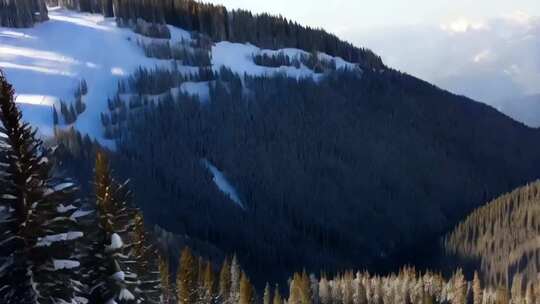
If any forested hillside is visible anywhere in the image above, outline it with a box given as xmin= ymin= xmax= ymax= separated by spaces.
xmin=97 ymin=64 xmax=540 ymax=286
xmin=45 ymin=0 xmax=383 ymax=69
xmin=2 ymin=68 xmax=539 ymax=304
xmin=445 ymin=181 xmax=540 ymax=289
xmin=4 ymin=0 xmax=540 ymax=291
xmin=0 ymin=0 xmax=48 ymax=27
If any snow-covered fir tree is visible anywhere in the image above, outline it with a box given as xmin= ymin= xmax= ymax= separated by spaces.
xmin=0 ymin=71 xmax=89 ymax=303
xmin=263 ymin=283 xmax=272 ymax=304
xmin=230 ymin=255 xmax=241 ymax=304
xmin=90 ymin=151 xmax=140 ymax=303
xmin=132 ymin=211 xmax=162 ymax=303
xmin=219 ymin=257 xmax=231 ymax=304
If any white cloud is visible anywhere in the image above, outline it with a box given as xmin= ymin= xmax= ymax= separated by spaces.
xmin=348 ymin=12 xmax=540 ymax=126
xmin=473 ymin=49 xmax=492 ymax=63
xmin=505 ymin=11 xmax=532 ymax=24
xmin=441 ymin=18 xmax=488 ymax=33
xmin=352 ymin=13 xmax=540 ymax=103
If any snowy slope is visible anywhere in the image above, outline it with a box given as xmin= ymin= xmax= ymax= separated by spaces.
xmin=212 ymin=42 xmax=318 ymax=80
xmin=0 ymin=7 xmax=173 ymax=145
xmin=0 ymin=7 xmax=361 ymax=208
xmin=0 ymin=7 xmax=359 ymax=146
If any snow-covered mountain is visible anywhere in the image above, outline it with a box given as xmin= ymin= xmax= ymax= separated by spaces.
xmin=0 ymin=7 xmax=358 ymax=146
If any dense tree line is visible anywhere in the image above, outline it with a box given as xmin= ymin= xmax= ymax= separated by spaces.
xmin=47 ymin=0 xmax=383 ymax=70
xmin=132 ymin=17 xmax=171 ymax=38
xmin=46 ymin=0 xmax=114 ymax=17
xmin=282 ymin=267 xmax=540 ymax=304
xmin=0 ymin=0 xmax=48 ymax=27
xmin=445 ymin=180 xmax=540 ymax=289
xmin=137 ymin=39 xmax=212 ymax=66
xmin=252 ymin=52 xmax=338 ymax=73
xmin=55 ymin=79 xmax=88 ymax=125
xmin=103 ymin=64 xmax=540 ymax=286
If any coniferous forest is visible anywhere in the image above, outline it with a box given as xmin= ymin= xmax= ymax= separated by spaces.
xmin=3 ymin=0 xmax=540 ymax=303
xmin=2 ymin=69 xmax=540 ymax=303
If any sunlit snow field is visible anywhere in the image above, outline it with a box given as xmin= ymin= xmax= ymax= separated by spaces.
xmin=0 ymin=7 xmax=358 ymax=145
xmin=0 ymin=6 xmax=359 ymax=204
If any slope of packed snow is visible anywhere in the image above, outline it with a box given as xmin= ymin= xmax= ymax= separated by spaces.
xmin=0 ymin=7 xmax=360 ymax=147
xmin=0 ymin=7 xmax=172 ymax=146
xmin=212 ymin=43 xmax=359 ymax=80
xmin=212 ymin=42 xmax=318 ymax=80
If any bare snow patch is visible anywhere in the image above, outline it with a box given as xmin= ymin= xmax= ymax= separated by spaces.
xmin=57 ymin=204 xmax=77 ymax=213
xmin=118 ymin=288 xmax=135 ymax=301
xmin=212 ymin=41 xmax=318 ymax=80
xmin=53 ymin=259 xmax=80 ymax=270
xmin=179 ymin=81 xmax=210 ymax=102
xmin=202 ymin=159 xmax=244 ymax=209
xmin=106 ymin=233 xmax=123 ymax=251
xmin=36 ymin=231 xmax=84 ymax=247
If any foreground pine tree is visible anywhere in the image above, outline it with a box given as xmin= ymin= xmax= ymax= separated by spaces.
xmin=132 ymin=211 xmax=162 ymax=303
xmin=159 ymin=255 xmax=175 ymax=304
xmin=0 ymin=71 xmax=88 ymax=303
xmin=177 ymin=247 xmax=198 ymax=304
xmin=218 ymin=257 xmax=231 ymax=304
xmin=90 ymin=150 xmax=140 ymax=303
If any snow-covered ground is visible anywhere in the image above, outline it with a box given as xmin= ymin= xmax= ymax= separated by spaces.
xmin=0 ymin=7 xmax=362 ymax=209
xmin=212 ymin=42 xmax=319 ymax=80
xmin=0 ymin=7 xmax=359 ymax=148
xmin=0 ymin=7 xmax=172 ymax=145
xmin=202 ymin=159 xmax=244 ymax=209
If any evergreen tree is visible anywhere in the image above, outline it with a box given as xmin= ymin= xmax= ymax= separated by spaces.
xmin=495 ymin=287 xmax=510 ymax=304
xmin=52 ymin=105 xmax=59 ymax=125
xmin=512 ymin=275 xmax=524 ymax=304
xmin=0 ymin=0 xmax=48 ymax=27
xmin=319 ymin=277 xmax=330 ymax=304
xmin=239 ymin=271 xmax=254 ymax=304
xmin=219 ymin=257 xmax=231 ymax=303
xmin=178 ymin=247 xmax=198 ymax=304
xmin=473 ymin=272 xmax=483 ymax=304
xmin=90 ymin=151 xmax=140 ymax=303
xmin=230 ymin=255 xmax=241 ymax=304
xmin=0 ymin=71 xmax=87 ymax=303
xmin=273 ymin=285 xmax=283 ymax=304
xmin=201 ymin=260 xmax=215 ymax=304
xmin=132 ymin=211 xmax=162 ymax=303
xmin=264 ymin=283 xmax=272 ymax=304
xmin=352 ymin=273 xmax=367 ymax=304
xmin=159 ymin=255 xmax=175 ymax=304
xmin=525 ymin=283 xmax=535 ymax=304
xmin=451 ymin=269 xmax=467 ymax=304
xmin=310 ymin=274 xmax=320 ymax=304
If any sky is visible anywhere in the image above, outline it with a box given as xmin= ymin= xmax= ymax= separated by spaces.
xmin=205 ymin=0 xmax=540 ymax=127
xmin=203 ymin=0 xmax=540 ymax=32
